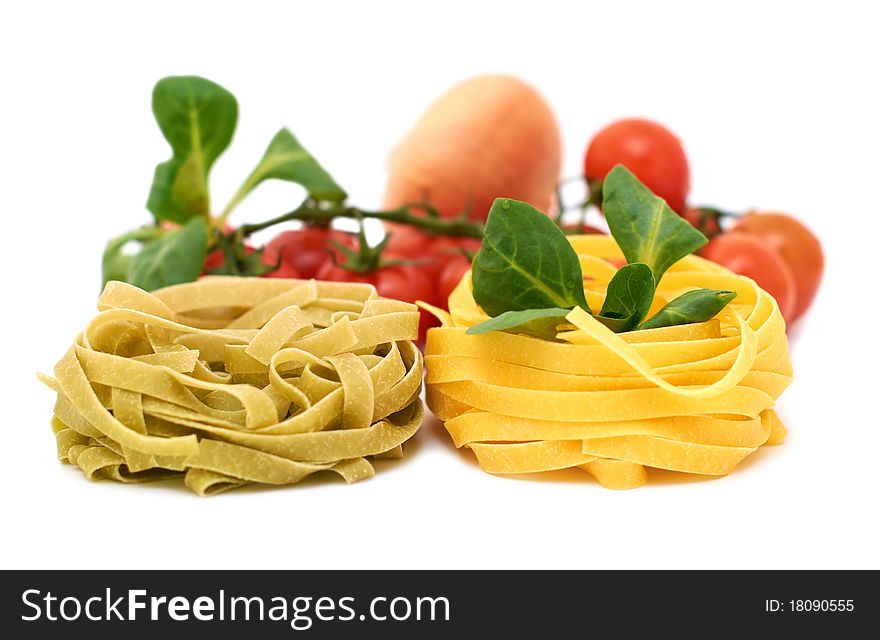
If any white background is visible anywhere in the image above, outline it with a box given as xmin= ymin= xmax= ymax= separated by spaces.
xmin=1 ymin=0 xmax=878 ymax=570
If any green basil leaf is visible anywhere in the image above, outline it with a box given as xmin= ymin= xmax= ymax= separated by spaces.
xmin=222 ymin=128 xmax=347 ymax=217
xmin=128 ymin=218 xmax=208 ymax=291
xmin=639 ymin=289 xmax=737 ymax=330
xmin=602 ymin=165 xmax=707 ymax=283
xmin=101 ymin=227 xmax=164 ymax=287
xmin=466 ymin=308 xmax=571 ymax=340
xmin=102 ymin=251 xmax=132 ymax=288
xmin=597 ymin=262 xmax=655 ymax=332
xmin=146 ymin=76 xmax=238 ymax=224
xmin=471 ymin=198 xmax=590 ymax=317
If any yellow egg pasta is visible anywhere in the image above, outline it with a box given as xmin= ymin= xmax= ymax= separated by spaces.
xmin=40 ymin=277 xmax=423 ymax=496
xmin=424 ymin=234 xmax=792 ymax=489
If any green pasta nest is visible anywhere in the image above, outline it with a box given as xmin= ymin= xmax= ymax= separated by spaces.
xmin=41 ymin=277 xmax=424 ymax=495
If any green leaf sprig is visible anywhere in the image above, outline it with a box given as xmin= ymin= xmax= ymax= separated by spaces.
xmin=128 ymin=217 xmax=208 ymax=291
xmin=104 ymin=75 xmax=484 ymax=292
xmin=217 ymin=128 xmax=348 ymax=224
xmin=467 ymin=165 xmax=736 ymax=338
xmin=145 ymin=76 xmax=238 ymax=224
xmin=105 ymin=76 xmax=348 ymax=291
xmin=145 ymin=77 xmax=346 ymax=228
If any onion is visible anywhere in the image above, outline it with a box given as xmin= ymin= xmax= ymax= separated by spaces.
xmin=383 ymin=75 xmax=562 ymax=221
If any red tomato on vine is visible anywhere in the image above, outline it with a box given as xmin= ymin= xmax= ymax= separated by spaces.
xmin=316 ymin=254 xmax=438 ymax=339
xmin=703 ymin=233 xmax=797 ymax=322
xmin=733 ymin=212 xmax=823 ymax=322
xmin=262 ymin=227 xmax=357 ymax=279
xmin=585 ymin=118 xmax=690 ymax=213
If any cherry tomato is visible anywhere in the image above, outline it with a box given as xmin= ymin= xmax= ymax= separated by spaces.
xmin=316 ymin=256 xmax=438 ymax=339
xmin=314 ymin=262 xmax=373 ymax=284
xmin=733 ymin=212 xmax=823 ymax=322
xmin=373 ymin=267 xmax=433 ymax=304
xmin=429 ymin=235 xmax=482 ymax=254
xmin=384 ymin=224 xmax=480 ymax=280
xmin=202 ymin=223 xmax=239 ymax=272
xmin=384 ymin=223 xmax=433 ymax=258
xmin=703 ymin=233 xmax=797 ymax=322
xmin=584 ymin=118 xmax=690 ymax=213
xmin=422 ymin=235 xmax=478 ymax=280
xmin=203 ymin=247 xmax=227 ymax=271
xmin=262 ymin=227 xmax=357 ymax=279
xmin=262 ymin=262 xmax=301 ymax=279
xmin=436 ymin=253 xmax=472 ymax=307
xmin=682 ymin=207 xmax=723 ymax=239
xmin=204 ymin=244 xmax=255 ymax=272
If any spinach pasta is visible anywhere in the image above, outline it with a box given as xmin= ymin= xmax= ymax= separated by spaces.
xmin=40 ymin=277 xmax=423 ymax=496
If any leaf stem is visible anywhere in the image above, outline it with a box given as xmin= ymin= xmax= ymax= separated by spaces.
xmin=692 ymin=205 xmax=743 ymax=219
xmin=554 ymin=184 xmax=566 ymax=224
xmin=105 ymin=225 xmax=166 ymax=251
xmin=238 ymin=200 xmax=485 ymax=239
xmin=216 ymin=185 xmax=250 ymax=227
xmin=583 ymin=178 xmax=604 ymax=210
xmin=555 ymin=176 xmax=604 ymax=215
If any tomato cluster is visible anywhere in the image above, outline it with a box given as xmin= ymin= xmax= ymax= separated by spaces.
xmin=583 ymin=118 xmax=823 ymax=325
xmin=316 ymin=255 xmax=437 ymax=339
xmin=702 ymin=214 xmax=823 ymax=323
xmin=261 ymin=227 xmax=357 ymax=279
xmin=203 ymin=223 xmax=479 ymax=341
xmin=383 ymin=224 xmax=480 ymax=301
xmin=204 ymin=116 xmax=822 ymax=340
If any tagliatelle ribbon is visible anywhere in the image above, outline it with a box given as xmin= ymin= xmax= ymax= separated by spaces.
xmin=423 ymin=234 xmax=792 ymax=489
xmin=40 ymin=277 xmax=423 ymax=496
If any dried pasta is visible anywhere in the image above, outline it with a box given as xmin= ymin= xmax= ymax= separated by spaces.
xmin=40 ymin=277 xmax=423 ymax=496
xmin=424 ymin=234 xmax=792 ymax=489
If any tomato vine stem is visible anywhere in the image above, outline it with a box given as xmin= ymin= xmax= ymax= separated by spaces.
xmin=238 ymin=199 xmax=485 ymax=239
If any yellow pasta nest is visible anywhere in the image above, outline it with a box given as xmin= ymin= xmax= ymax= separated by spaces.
xmin=424 ymin=235 xmax=792 ymax=489
xmin=41 ymin=277 xmax=424 ymax=496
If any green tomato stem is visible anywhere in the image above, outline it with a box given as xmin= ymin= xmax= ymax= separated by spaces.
xmin=238 ymin=200 xmax=485 ymax=239
xmin=105 ymin=225 xmax=166 ymax=251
